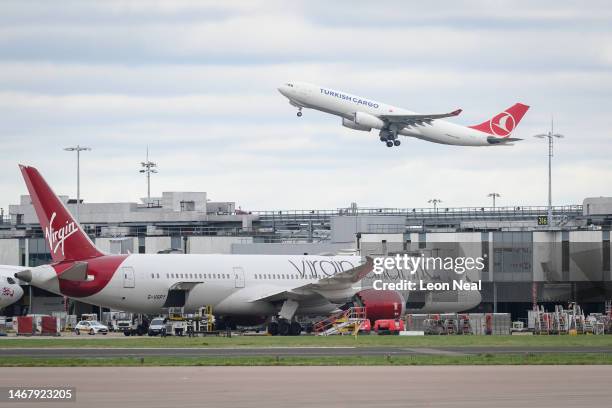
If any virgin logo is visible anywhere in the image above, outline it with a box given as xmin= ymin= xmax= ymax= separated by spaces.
xmin=489 ymin=112 xmax=516 ymax=136
xmin=2 ymin=287 xmax=14 ymax=297
xmin=45 ymin=212 xmax=78 ymax=256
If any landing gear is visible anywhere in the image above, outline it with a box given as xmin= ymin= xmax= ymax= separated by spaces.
xmin=380 ymin=130 xmax=392 ymax=143
xmin=267 ymin=321 xmax=279 ymax=336
xmin=289 ymin=321 xmax=302 ymax=336
xmin=297 ymin=108 xmax=303 ymax=117
xmin=380 ymin=128 xmax=401 ymax=147
xmin=268 ymin=299 xmax=302 ymax=336
xmin=278 ymin=319 xmax=291 ymax=336
xmin=267 ymin=319 xmax=302 ymax=336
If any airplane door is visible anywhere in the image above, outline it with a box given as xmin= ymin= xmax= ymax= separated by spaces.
xmin=122 ymin=267 xmax=135 ymax=288
xmin=233 ymin=267 xmax=245 ymax=288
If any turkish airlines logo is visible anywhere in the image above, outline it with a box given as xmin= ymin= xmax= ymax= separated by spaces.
xmin=489 ymin=112 xmax=516 ymax=137
xmin=2 ymin=287 xmax=14 ymax=297
xmin=45 ymin=212 xmax=78 ymax=256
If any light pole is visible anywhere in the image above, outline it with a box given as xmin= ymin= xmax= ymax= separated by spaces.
xmin=428 ymin=198 xmax=442 ymax=212
xmin=140 ymin=147 xmax=158 ymax=206
xmin=63 ymin=145 xmax=91 ymax=224
xmin=534 ymin=118 xmax=564 ymax=225
xmin=488 ymin=192 xmax=500 ymax=209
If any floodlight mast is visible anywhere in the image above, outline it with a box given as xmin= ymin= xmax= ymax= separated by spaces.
xmin=428 ymin=198 xmax=442 ymax=212
xmin=488 ymin=192 xmax=501 ymax=209
xmin=63 ymin=145 xmax=91 ymax=224
xmin=533 ymin=117 xmax=565 ymax=225
xmin=140 ymin=147 xmax=158 ymax=207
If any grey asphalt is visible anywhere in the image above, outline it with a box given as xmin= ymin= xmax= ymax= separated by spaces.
xmin=1 ymin=345 xmax=611 ymax=357
xmin=2 ymin=366 xmax=611 ymax=408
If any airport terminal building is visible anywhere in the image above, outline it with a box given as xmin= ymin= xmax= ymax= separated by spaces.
xmin=1 ymin=192 xmax=611 ymax=320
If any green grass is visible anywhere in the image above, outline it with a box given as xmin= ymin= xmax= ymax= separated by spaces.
xmin=1 ymin=334 xmax=612 ymax=348
xmin=1 ymin=353 xmax=611 ymax=367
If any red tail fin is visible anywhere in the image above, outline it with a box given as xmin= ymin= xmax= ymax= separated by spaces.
xmin=469 ymin=103 xmax=529 ymax=137
xmin=19 ymin=165 xmax=103 ymax=263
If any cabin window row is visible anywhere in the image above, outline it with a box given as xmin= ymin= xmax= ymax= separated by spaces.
xmin=150 ymin=273 xmax=231 ymax=280
xmin=253 ymin=274 xmax=320 ymax=280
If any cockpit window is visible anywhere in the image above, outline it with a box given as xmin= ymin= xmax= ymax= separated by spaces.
xmin=6 ymin=277 xmax=16 ymax=284
xmin=285 ymin=83 xmax=294 ymax=87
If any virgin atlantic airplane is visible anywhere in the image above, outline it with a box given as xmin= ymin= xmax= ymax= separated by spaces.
xmin=13 ymin=165 xmax=404 ymax=335
xmin=278 ymin=81 xmax=529 ymax=147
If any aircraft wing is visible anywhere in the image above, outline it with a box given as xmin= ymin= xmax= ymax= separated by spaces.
xmin=300 ymin=256 xmax=373 ymax=290
xmin=247 ymin=257 xmax=373 ymax=303
xmin=246 ymin=286 xmax=313 ymax=303
xmin=379 ymin=109 xmax=462 ymax=126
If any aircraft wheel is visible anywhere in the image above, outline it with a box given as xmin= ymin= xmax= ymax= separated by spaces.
xmin=394 ymin=140 xmax=401 ymax=146
xmin=267 ymin=321 xmax=279 ymax=336
xmin=380 ymin=137 xmax=387 ymax=142
xmin=297 ymin=111 xmax=303 ymax=117
xmin=289 ymin=321 xmax=302 ymax=336
xmin=89 ymin=329 xmax=95 ymax=335
xmin=386 ymin=141 xmax=394 ymax=147
xmin=278 ymin=319 xmax=291 ymax=336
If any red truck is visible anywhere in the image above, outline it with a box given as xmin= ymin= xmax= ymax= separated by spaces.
xmin=373 ymin=319 xmax=405 ymax=335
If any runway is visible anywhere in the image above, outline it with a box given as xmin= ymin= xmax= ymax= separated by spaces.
xmin=1 ymin=345 xmax=611 ymax=358
xmin=2 ymin=366 xmax=611 ymax=408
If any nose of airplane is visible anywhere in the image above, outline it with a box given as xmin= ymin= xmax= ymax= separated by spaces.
xmin=277 ymin=85 xmax=288 ymax=97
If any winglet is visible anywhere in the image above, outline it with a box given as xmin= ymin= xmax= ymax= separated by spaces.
xmin=450 ymin=109 xmax=462 ymax=116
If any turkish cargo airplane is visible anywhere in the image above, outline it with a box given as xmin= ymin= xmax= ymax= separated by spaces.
xmin=0 ymin=267 xmax=24 ymax=309
xmin=13 ymin=165 xmax=406 ymax=335
xmin=278 ymin=81 xmax=529 ymax=147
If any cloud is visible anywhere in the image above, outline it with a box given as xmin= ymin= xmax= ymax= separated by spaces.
xmin=0 ymin=1 xmax=610 ymax=213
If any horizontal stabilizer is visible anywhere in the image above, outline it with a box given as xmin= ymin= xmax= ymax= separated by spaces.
xmin=58 ymin=261 xmax=89 ymax=281
xmin=487 ymin=136 xmax=523 ymax=145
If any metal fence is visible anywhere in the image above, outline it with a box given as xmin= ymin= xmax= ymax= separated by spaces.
xmin=253 ymin=205 xmax=583 ymax=223
xmin=10 ymin=223 xmax=330 ymax=242
xmin=1 ymin=204 xmax=585 ymax=239
xmin=405 ymin=313 xmax=511 ymax=335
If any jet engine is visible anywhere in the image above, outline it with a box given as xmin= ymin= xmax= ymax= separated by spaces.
xmin=342 ymin=118 xmax=371 ymax=131
xmin=353 ymin=289 xmax=405 ymax=323
xmin=353 ymin=112 xmax=384 ymax=129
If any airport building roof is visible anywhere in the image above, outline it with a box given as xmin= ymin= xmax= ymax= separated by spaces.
xmin=0 ymin=194 xmax=610 ymax=243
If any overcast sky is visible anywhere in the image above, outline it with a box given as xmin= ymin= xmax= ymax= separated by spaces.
xmin=0 ymin=0 xmax=611 ymax=213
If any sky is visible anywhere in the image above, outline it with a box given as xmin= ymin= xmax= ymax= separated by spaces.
xmin=0 ymin=0 xmax=611 ymax=213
